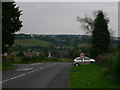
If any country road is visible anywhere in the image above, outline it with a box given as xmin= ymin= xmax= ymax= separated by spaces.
xmin=2 ymin=63 xmax=72 ymax=88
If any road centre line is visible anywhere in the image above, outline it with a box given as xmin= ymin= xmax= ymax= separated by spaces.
xmin=43 ymin=68 xmax=61 ymax=88
xmin=39 ymin=67 xmax=45 ymax=69
xmin=10 ymin=73 xmax=26 ymax=80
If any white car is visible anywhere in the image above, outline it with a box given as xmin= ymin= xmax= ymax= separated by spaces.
xmin=73 ymin=57 xmax=95 ymax=66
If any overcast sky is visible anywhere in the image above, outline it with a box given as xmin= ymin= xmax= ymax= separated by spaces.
xmin=15 ymin=2 xmax=118 ymax=36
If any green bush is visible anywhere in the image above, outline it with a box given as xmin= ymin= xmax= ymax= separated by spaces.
xmin=21 ymin=56 xmax=32 ymax=63
xmin=2 ymin=56 xmax=7 ymax=62
xmin=95 ymin=51 xmax=120 ymax=84
xmin=107 ymin=51 xmax=120 ymax=84
xmin=39 ymin=55 xmax=46 ymax=61
xmin=45 ymin=57 xmax=59 ymax=61
xmin=2 ymin=56 xmax=15 ymax=62
xmin=21 ymin=55 xmax=47 ymax=63
xmin=50 ymin=57 xmax=60 ymax=61
xmin=95 ymin=53 xmax=110 ymax=66
xmin=16 ymin=51 xmax=24 ymax=57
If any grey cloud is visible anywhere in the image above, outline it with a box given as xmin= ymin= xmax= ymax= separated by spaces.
xmin=16 ymin=2 xmax=118 ymax=36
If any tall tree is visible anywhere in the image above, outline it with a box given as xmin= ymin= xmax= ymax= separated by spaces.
xmin=91 ymin=10 xmax=110 ymax=58
xmin=2 ymin=2 xmax=22 ymax=53
xmin=76 ymin=11 xmax=113 ymax=36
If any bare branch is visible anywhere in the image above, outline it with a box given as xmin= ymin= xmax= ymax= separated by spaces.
xmin=76 ymin=15 xmax=94 ymax=35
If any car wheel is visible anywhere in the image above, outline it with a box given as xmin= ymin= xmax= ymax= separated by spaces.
xmin=75 ymin=63 xmax=79 ymax=66
xmin=90 ymin=61 xmax=94 ymax=63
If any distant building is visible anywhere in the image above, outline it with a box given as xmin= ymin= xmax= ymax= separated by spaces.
xmin=10 ymin=51 xmax=18 ymax=56
xmin=24 ymin=51 xmax=39 ymax=57
xmin=3 ymin=53 xmax=8 ymax=56
xmin=48 ymin=52 xmax=52 ymax=57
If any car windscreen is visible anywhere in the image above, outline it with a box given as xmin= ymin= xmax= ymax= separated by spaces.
xmin=76 ymin=57 xmax=83 ymax=60
xmin=84 ymin=57 xmax=91 ymax=60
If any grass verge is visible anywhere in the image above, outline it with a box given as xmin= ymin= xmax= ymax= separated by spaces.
xmin=2 ymin=62 xmax=16 ymax=71
xmin=70 ymin=63 xmax=119 ymax=88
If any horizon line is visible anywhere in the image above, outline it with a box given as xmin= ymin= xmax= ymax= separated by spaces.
xmin=16 ymin=32 xmax=91 ymax=35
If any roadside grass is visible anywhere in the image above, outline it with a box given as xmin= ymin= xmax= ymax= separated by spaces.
xmin=38 ymin=59 xmax=72 ymax=63
xmin=70 ymin=63 xmax=119 ymax=88
xmin=0 ymin=64 xmax=2 ymax=71
xmin=2 ymin=62 xmax=16 ymax=71
xmin=14 ymin=57 xmax=22 ymax=64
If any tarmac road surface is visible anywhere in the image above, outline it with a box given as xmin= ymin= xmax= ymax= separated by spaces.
xmin=2 ymin=63 xmax=72 ymax=88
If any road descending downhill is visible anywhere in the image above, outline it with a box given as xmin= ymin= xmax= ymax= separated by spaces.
xmin=2 ymin=63 xmax=72 ymax=88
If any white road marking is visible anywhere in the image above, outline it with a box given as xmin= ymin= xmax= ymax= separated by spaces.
xmin=0 ymin=79 xmax=10 ymax=84
xmin=10 ymin=73 xmax=26 ymax=80
xmin=27 ymin=69 xmax=37 ymax=73
xmin=1 ymin=69 xmax=38 ymax=84
xmin=16 ymin=68 xmax=33 ymax=71
xmin=39 ymin=67 xmax=45 ymax=69
xmin=1 ymin=64 xmax=57 ymax=84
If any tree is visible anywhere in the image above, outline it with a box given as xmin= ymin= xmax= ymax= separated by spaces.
xmin=77 ymin=10 xmax=111 ymax=58
xmin=2 ymin=2 xmax=22 ymax=53
xmin=91 ymin=10 xmax=110 ymax=58
xmin=76 ymin=11 xmax=113 ymax=36
xmin=16 ymin=51 xmax=24 ymax=57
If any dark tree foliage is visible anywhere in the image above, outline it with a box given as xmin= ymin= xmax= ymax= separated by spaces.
xmin=2 ymin=2 xmax=22 ymax=53
xmin=91 ymin=10 xmax=110 ymax=58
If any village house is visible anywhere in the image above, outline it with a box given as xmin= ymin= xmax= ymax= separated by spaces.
xmin=24 ymin=51 xmax=39 ymax=57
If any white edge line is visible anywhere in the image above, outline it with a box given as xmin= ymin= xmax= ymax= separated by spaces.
xmin=0 ymin=79 xmax=10 ymax=84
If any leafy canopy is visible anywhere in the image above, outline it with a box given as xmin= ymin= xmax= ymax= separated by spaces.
xmin=2 ymin=2 xmax=22 ymax=53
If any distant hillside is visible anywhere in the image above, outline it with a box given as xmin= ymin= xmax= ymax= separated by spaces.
xmin=14 ymin=34 xmax=119 ymax=49
xmin=14 ymin=39 xmax=54 ymax=47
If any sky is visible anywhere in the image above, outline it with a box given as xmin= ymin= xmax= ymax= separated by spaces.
xmin=15 ymin=1 xmax=118 ymax=36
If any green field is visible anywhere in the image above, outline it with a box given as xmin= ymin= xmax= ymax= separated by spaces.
xmin=14 ymin=39 xmax=54 ymax=47
xmin=78 ymin=42 xmax=91 ymax=47
xmin=70 ymin=63 xmax=119 ymax=88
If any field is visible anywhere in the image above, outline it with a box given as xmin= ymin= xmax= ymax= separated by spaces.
xmin=70 ymin=63 xmax=119 ymax=88
xmin=14 ymin=39 xmax=91 ymax=48
xmin=14 ymin=39 xmax=54 ymax=47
